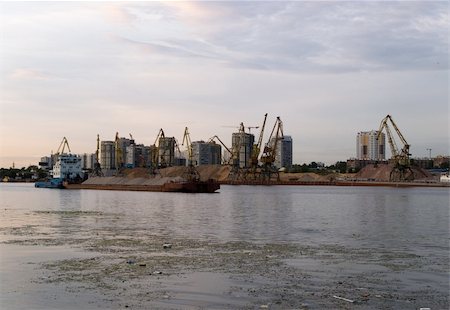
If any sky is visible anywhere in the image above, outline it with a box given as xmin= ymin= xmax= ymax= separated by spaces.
xmin=0 ymin=1 xmax=448 ymax=168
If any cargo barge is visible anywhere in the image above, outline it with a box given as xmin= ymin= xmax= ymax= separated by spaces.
xmin=64 ymin=177 xmax=220 ymax=193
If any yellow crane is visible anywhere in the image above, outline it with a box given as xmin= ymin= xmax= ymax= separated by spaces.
xmin=56 ymin=137 xmax=71 ymax=155
xmin=182 ymin=127 xmax=200 ymax=181
xmin=250 ymin=113 xmax=268 ymax=170
xmin=260 ymin=116 xmax=284 ymax=181
xmin=114 ymin=132 xmax=123 ymax=171
xmin=151 ymin=128 xmax=165 ymax=168
xmin=93 ymin=134 xmax=103 ymax=176
xmin=377 ymin=114 xmax=413 ymax=181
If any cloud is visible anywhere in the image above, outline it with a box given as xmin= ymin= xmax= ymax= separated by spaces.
xmin=102 ymin=4 xmax=136 ymax=25
xmin=147 ymin=1 xmax=448 ymax=73
xmin=9 ymin=68 xmax=50 ymax=80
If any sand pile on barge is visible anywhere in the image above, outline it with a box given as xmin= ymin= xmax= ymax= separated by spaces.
xmin=83 ymin=175 xmax=185 ymax=186
xmin=120 ymin=166 xmax=232 ymax=182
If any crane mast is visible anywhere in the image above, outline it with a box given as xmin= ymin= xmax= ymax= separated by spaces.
xmin=251 ymin=113 xmax=268 ymax=168
xmin=114 ymin=132 xmax=123 ymax=172
xmin=151 ymin=128 xmax=165 ymax=168
xmin=181 ymin=127 xmax=200 ymax=181
xmin=182 ymin=127 xmax=194 ymax=166
xmin=92 ymin=134 xmax=103 ymax=176
xmin=259 ymin=116 xmax=284 ymax=181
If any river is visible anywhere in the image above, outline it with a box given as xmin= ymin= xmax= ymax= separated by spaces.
xmin=0 ymin=183 xmax=448 ymax=309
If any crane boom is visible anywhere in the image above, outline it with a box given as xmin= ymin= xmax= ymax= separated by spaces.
xmin=56 ymin=137 xmax=71 ymax=155
xmin=377 ymin=114 xmax=410 ymax=160
xmin=208 ymin=135 xmax=232 ymax=156
xmin=376 ymin=114 xmax=412 ymax=181
xmin=182 ymin=127 xmax=193 ymax=165
xmin=250 ymin=113 xmax=268 ymax=167
xmin=260 ymin=117 xmax=283 ymax=165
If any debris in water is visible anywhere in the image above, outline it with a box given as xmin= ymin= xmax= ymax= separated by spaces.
xmin=333 ymin=295 xmax=354 ymax=303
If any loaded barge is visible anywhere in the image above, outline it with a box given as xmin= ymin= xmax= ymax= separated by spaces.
xmin=65 ymin=177 xmax=220 ymax=193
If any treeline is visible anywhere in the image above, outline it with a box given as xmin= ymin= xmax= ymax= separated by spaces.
xmin=287 ymin=161 xmax=349 ymax=174
xmin=0 ymin=166 xmax=48 ymax=181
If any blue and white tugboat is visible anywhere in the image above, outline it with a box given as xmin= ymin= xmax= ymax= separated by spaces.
xmin=35 ymin=137 xmax=83 ymax=189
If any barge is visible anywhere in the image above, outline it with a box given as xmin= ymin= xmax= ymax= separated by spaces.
xmin=64 ymin=176 xmax=220 ymax=193
xmin=64 ymin=179 xmax=220 ymax=193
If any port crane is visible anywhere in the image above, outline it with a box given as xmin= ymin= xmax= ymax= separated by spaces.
xmin=247 ymin=113 xmax=268 ymax=179
xmin=114 ymin=132 xmax=123 ymax=173
xmin=92 ymin=134 xmax=103 ymax=176
xmin=182 ymin=127 xmax=200 ymax=181
xmin=260 ymin=116 xmax=284 ymax=181
xmin=377 ymin=114 xmax=413 ymax=181
xmin=56 ymin=137 xmax=71 ymax=155
xmin=151 ymin=128 xmax=166 ymax=169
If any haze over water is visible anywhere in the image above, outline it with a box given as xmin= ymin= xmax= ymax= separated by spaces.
xmin=1 ymin=184 xmax=449 ymax=309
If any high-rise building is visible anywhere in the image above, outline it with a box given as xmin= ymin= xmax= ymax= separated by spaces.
xmin=232 ymin=132 xmax=254 ymax=168
xmin=356 ymin=131 xmax=385 ymax=160
xmin=80 ymin=153 xmax=96 ymax=170
xmin=273 ymin=135 xmax=293 ymax=169
xmin=192 ymin=141 xmax=222 ymax=166
xmin=100 ymin=141 xmax=115 ymax=170
xmin=125 ymin=144 xmax=136 ymax=168
xmin=39 ymin=156 xmax=53 ymax=170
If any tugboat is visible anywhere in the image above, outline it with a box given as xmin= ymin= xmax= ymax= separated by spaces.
xmin=35 ymin=137 xmax=83 ymax=189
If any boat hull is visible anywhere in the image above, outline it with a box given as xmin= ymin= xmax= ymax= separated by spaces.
xmin=35 ymin=178 xmax=64 ymax=189
xmin=65 ymin=179 xmax=220 ymax=193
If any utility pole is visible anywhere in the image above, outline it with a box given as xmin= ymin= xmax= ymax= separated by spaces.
xmin=426 ymin=148 xmax=432 ymax=160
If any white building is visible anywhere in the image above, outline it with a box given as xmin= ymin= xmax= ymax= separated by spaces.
xmin=273 ymin=135 xmax=293 ymax=169
xmin=356 ymin=131 xmax=386 ymax=160
xmin=232 ymin=132 xmax=254 ymax=168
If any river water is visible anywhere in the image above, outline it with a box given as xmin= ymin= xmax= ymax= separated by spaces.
xmin=0 ymin=183 xmax=449 ymax=309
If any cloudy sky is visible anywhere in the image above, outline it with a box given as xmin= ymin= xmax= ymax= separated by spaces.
xmin=0 ymin=1 xmax=448 ymax=168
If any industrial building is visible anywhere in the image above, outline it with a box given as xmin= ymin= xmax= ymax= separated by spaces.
xmin=273 ymin=135 xmax=293 ymax=169
xmin=232 ymin=132 xmax=254 ymax=168
xmin=192 ymin=141 xmax=222 ymax=166
xmin=356 ymin=130 xmax=386 ymax=161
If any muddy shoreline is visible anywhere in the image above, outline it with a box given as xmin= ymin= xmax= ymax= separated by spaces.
xmin=1 ymin=208 xmax=448 ymax=309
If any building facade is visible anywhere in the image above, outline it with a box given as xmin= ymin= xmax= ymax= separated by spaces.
xmin=356 ymin=131 xmax=386 ymax=161
xmin=100 ymin=141 xmax=115 ymax=170
xmin=273 ymin=135 xmax=293 ymax=169
xmin=80 ymin=153 xmax=96 ymax=170
xmin=192 ymin=141 xmax=222 ymax=166
xmin=232 ymin=132 xmax=254 ymax=168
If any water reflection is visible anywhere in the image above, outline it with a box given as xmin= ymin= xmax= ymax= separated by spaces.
xmin=1 ymin=184 xmax=448 ymax=252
